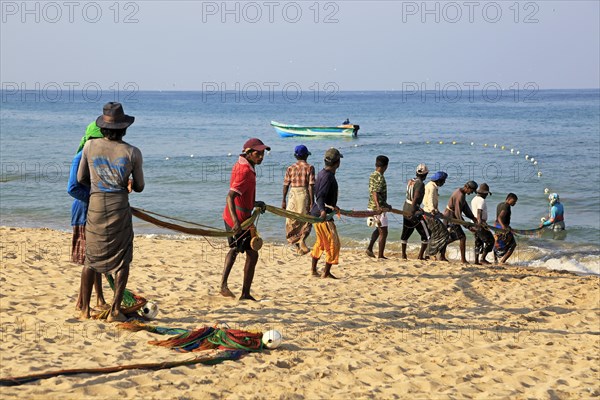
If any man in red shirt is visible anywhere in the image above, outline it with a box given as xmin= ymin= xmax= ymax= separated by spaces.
xmin=221 ymin=138 xmax=270 ymax=301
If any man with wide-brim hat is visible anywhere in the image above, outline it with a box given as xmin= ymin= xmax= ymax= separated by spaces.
xmin=221 ymin=137 xmax=270 ymax=301
xmin=471 ymin=183 xmax=494 ymax=264
xmin=476 ymin=183 xmax=492 ymax=196
xmin=77 ymin=102 xmax=144 ymax=322
xmin=96 ymin=102 xmax=135 ymax=129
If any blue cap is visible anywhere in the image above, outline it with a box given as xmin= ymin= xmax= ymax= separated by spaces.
xmin=430 ymin=171 xmax=448 ymax=181
xmin=294 ymin=145 xmax=311 ymax=157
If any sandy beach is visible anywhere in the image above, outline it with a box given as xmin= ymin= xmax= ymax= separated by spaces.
xmin=1 ymin=226 xmax=598 ymax=399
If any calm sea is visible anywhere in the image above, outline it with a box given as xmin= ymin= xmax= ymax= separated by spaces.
xmin=1 ymin=89 xmax=599 ymax=274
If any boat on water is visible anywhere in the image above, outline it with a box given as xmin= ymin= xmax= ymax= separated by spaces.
xmin=271 ymin=121 xmax=359 ymax=138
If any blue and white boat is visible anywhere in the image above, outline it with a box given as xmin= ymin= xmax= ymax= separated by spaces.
xmin=271 ymin=121 xmax=359 ymax=138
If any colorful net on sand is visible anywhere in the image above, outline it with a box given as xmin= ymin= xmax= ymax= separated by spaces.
xmin=117 ymin=321 xmax=264 ymax=353
xmin=91 ymin=275 xmax=147 ymax=320
xmin=0 ymin=323 xmax=266 ymax=386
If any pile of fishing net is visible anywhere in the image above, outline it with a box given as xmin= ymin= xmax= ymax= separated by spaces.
xmin=118 ymin=321 xmax=264 ymax=352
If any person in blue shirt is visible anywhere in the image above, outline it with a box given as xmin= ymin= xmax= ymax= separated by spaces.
xmin=541 ymin=193 xmax=565 ymax=232
xmin=68 ymin=122 xmax=106 ymax=310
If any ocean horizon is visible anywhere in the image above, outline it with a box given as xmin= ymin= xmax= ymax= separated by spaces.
xmin=1 ymin=89 xmax=598 ymax=275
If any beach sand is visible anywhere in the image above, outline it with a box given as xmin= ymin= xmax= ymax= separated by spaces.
xmin=1 ymin=226 xmax=598 ymax=399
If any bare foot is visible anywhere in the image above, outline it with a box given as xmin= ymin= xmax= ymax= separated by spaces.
xmin=401 ymin=255 xmax=408 ymax=260
xmin=107 ymin=311 xmax=127 ymax=322
xmin=300 ymin=242 xmax=310 ymax=254
xmin=78 ymin=310 xmax=90 ymax=320
xmin=93 ymin=303 xmax=111 ymax=311
xmin=297 ymin=247 xmax=310 ymax=256
xmin=311 ymin=270 xmax=320 ymax=277
xmin=461 ymin=260 xmax=470 ymax=265
xmin=220 ymin=287 xmax=235 ymax=298
xmin=474 ymin=261 xmax=481 ymax=265
xmin=365 ymin=249 xmax=375 ymax=258
xmin=239 ymin=294 xmax=257 ymax=301
xmin=321 ymin=272 xmax=338 ymax=279
xmin=480 ymin=259 xmax=491 ymax=265
xmin=378 ymin=256 xmax=389 ymax=260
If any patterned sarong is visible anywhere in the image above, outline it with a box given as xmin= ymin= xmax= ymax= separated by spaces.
xmin=71 ymin=225 xmax=86 ymax=265
xmin=474 ymin=226 xmax=494 ymax=254
xmin=493 ymin=223 xmax=516 ymax=257
xmin=285 ymin=187 xmax=312 ymax=245
xmin=425 ymin=215 xmax=449 ymax=256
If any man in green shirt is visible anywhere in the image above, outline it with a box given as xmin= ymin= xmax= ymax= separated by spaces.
xmin=366 ymin=155 xmax=392 ymax=259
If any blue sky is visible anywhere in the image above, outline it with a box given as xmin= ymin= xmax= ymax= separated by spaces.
xmin=1 ymin=1 xmax=599 ymax=90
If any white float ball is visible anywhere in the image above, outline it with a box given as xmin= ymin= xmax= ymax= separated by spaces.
xmin=262 ymin=330 xmax=283 ymax=349
xmin=140 ymin=301 xmax=159 ymax=319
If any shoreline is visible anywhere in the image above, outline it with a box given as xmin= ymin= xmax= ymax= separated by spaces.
xmin=2 ymin=224 xmax=598 ymax=277
xmin=1 ymin=226 xmax=599 ymax=398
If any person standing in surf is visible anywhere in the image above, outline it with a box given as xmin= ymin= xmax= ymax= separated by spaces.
xmin=400 ymin=164 xmax=430 ymax=260
xmin=471 ymin=183 xmax=495 ymax=265
xmin=493 ymin=193 xmax=519 ymax=264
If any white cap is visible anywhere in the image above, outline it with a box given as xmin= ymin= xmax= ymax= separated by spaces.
xmin=416 ymin=163 xmax=429 ymax=174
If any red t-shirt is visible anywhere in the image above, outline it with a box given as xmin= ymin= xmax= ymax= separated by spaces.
xmin=223 ymin=156 xmax=256 ymax=227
